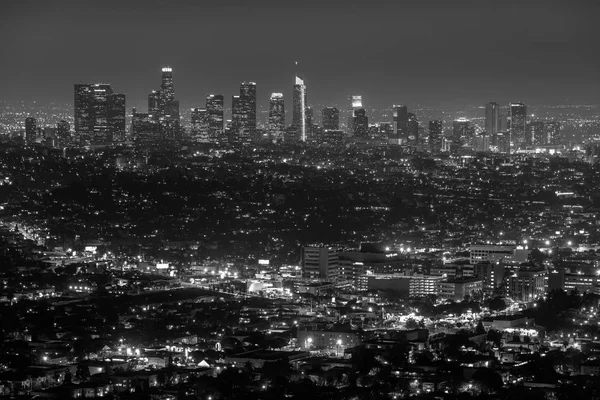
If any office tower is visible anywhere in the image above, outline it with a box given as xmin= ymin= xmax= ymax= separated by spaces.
xmin=510 ymin=102 xmax=527 ymax=147
xmin=231 ymin=95 xmax=250 ymax=143
xmin=485 ymin=102 xmax=500 ymax=135
xmin=25 ymin=117 xmax=37 ymax=144
xmin=474 ymin=134 xmax=490 ymax=152
xmin=452 ymin=118 xmax=475 ymax=150
xmin=292 ymin=76 xmax=307 ymax=141
xmin=428 ymin=120 xmax=442 ymax=153
xmin=306 ymin=106 xmax=314 ymax=137
xmin=526 ymin=121 xmax=545 ymax=146
xmin=545 ymin=122 xmax=561 ymax=145
xmin=56 ymin=120 xmax=70 ymax=143
xmin=206 ymin=94 xmax=224 ymax=140
xmin=190 ymin=108 xmax=210 ymax=143
xmin=499 ymin=113 xmax=508 ymax=132
xmin=407 ymin=112 xmax=419 ymax=144
xmin=90 ymin=84 xmax=113 ymax=143
xmin=268 ymin=93 xmax=285 ymax=142
xmin=391 ymin=105 xmax=408 ymax=144
xmin=322 ymin=107 xmax=339 ymax=130
xmin=108 ymin=93 xmax=126 ymax=141
xmin=131 ymin=110 xmax=157 ymax=139
xmin=496 ymin=132 xmax=511 ymax=154
xmin=302 ymin=246 xmax=339 ymax=280
xmin=350 ymin=95 xmax=362 ymax=109
xmin=155 ymin=67 xmax=181 ymax=139
xmin=160 ymin=67 xmax=174 ymax=103
xmin=148 ymin=90 xmax=160 ymax=119
xmin=352 ymin=108 xmax=369 ymax=137
xmin=74 ymin=84 xmax=95 ymax=135
xmin=348 ymin=95 xmax=362 ymax=134
xmin=239 ymin=82 xmax=257 ymax=137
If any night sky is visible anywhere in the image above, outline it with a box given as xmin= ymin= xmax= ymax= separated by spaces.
xmin=1 ymin=0 xmax=599 ymax=112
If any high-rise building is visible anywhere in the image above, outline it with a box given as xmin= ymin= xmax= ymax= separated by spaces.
xmin=391 ymin=105 xmax=408 ymax=144
xmin=322 ymin=107 xmax=340 ymax=130
xmin=545 ymin=122 xmax=561 ymax=145
xmin=91 ymin=84 xmax=113 ymax=143
xmin=473 ymin=134 xmax=490 ymax=152
xmin=239 ymin=82 xmax=257 ymax=137
xmin=485 ymin=102 xmax=500 ymax=135
xmin=526 ymin=121 xmax=545 ymax=146
xmin=428 ymin=120 xmax=442 ymax=153
xmin=268 ymin=93 xmax=285 ymax=142
xmin=206 ymin=94 xmax=224 ymax=140
xmin=108 ymin=93 xmax=126 ymax=141
xmin=407 ymin=112 xmax=419 ymax=144
xmin=191 ymin=108 xmax=210 ymax=143
xmin=302 ymin=246 xmax=339 ymax=281
xmin=452 ymin=118 xmax=474 ymax=148
xmin=25 ymin=117 xmax=37 ymax=144
xmin=348 ymin=95 xmax=363 ymax=134
xmin=352 ymin=108 xmax=369 ymax=137
xmin=232 ymin=95 xmax=250 ymax=143
xmin=155 ymin=67 xmax=181 ymax=140
xmin=510 ymin=102 xmax=527 ymax=147
xmin=148 ymin=90 xmax=160 ymax=120
xmin=74 ymin=84 xmax=95 ymax=136
xmin=292 ymin=76 xmax=307 ymax=141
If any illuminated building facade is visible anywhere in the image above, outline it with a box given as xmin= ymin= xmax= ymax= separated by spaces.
xmin=302 ymin=246 xmax=339 ymax=280
xmin=25 ymin=117 xmax=36 ymax=144
xmin=352 ymin=108 xmax=369 ymax=137
xmin=510 ymin=102 xmax=527 ymax=147
xmin=391 ymin=105 xmax=408 ymax=144
xmin=292 ymin=76 xmax=307 ymax=141
xmin=485 ymin=102 xmax=500 ymax=135
xmin=268 ymin=93 xmax=285 ymax=142
xmin=428 ymin=120 xmax=442 ymax=153
xmin=322 ymin=107 xmax=339 ymax=130
xmin=191 ymin=108 xmax=210 ymax=142
xmin=206 ymin=94 xmax=224 ymax=140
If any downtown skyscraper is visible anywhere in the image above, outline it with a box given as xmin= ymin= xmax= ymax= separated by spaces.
xmin=292 ymin=76 xmax=307 ymax=142
xmin=191 ymin=108 xmax=210 ymax=143
xmin=510 ymin=102 xmax=527 ymax=147
xmin=391 ymin=105 xmax=408 ymax=145
xmin=206 ymin=94 xmax=224 ymax=140
xmin=428 ymin=120 xmax=442 ymax=153
xmin=485 ymin=102 xmax=500 ymax=136
xmin=74 ymin=83 xmax=126 ymax=144
xmin=268 ymin=93 xmax=285 ymax=142
xmin=231 ymin=82 xmax=256 ymax=143
xmin=322 ymin=107 xmax=340 ymax=130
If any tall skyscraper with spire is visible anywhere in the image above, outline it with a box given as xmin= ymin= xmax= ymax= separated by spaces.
xmin=292 ymin=76 xmax=307 ymax=142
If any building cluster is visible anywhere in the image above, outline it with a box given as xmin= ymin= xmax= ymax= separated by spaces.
xmin=13 ymin=68 xmax=575 ymax=155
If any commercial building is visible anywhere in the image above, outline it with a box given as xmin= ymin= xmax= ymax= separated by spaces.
xmin=391 ymin=105 xmax=408 ymax=145
xmin=25 ymin=117 xmax=37 ymax=144
xmin=298 ymin=326 xmax=361 ymax=352
xmin=428 ymin=120 xmax=442 ymax=153
xmin=485 ymin=102 xmax=500 ymax=136
xmin=268 ymin=93 xmax=285 ymax=142
xmin=206 ymin=94 xmax=224 ymax=140
xmin=292 ymin=76 xmax=307 ymax=141
xmin=507 ymin=267 xmax=547 ymax=301
xmin=322 ymin=107 xmax=340 ymax=130
xmin=190 ymin=108 xmax=210 ymax=143
xmin=510 ymin=102 xmax=527 ymax=147
xmin=302 ymin=246 xmax=339 ymax=280
xmin=438 ymin=278 xmax=484 ymax=301
xmin=469 ymin=244 xmax=520 ymax=265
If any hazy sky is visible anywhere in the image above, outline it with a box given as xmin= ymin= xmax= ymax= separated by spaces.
xmin=1 ymin=0 xmax=599 ymax=112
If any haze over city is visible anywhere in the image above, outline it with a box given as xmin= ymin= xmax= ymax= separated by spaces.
xmin=1 ymin=0 xmax=599 ymax=111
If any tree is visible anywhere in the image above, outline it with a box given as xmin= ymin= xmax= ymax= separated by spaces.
xmin=475 ymin=321 xmax=486 ymax=335
xmin=405 ymin=318 xmax=419 ymax=330
xmin=75 ymin=364 xmax=90 ymax=382
xmin=472 ymin=368 xmax=502 ymax=392
xmin=63 ymin=370 xmax=72 ymax=385
xmin=488 ymin=297 xmax=506 ymax=312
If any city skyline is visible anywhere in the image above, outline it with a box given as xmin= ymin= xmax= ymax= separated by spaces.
xmin=1 ymin=0 xmax=599 ymax=111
